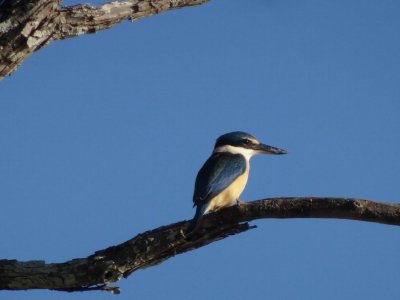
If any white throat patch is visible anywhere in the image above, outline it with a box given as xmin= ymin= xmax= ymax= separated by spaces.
xmin=213 ymin=145 xmax=257 ymax=161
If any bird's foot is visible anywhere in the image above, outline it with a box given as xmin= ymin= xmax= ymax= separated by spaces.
xmin=236 ymin=199 xmax=248 ymax=207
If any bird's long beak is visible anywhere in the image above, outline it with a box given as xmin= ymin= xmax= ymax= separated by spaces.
xmin=255 ymin=143 xmax=288 ymax=155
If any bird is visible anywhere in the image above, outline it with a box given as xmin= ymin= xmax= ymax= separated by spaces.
xmin=188 ymin=131 xmax=287 ymax=233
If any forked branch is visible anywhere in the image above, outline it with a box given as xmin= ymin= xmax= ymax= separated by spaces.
xmin=0 ymin=0 xmax=209 ymax=79
xmin=1 ymin=197 xmax=399 ymax=293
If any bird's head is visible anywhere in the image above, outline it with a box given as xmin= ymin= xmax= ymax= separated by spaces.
xmin=213 ymin=131 xmax=287 ymax=159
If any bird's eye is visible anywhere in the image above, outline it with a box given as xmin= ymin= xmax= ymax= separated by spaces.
xmin=243 ymin=139 xmax=250 ymax=144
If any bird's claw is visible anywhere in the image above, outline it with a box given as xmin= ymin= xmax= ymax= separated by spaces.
xmin=236 ymin=199 xmax=247 ymax=207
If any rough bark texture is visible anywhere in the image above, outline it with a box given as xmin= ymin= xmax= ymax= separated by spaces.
xmin=0 ymin=0 xmax=209 ymax=80
xmin=1 ymin=197 xmax=399 ymax=293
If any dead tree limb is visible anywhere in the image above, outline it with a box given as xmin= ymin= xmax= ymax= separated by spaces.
xmin=0 ymin=0 xmax=209 ymax=80
xmin=1 ymin=197 xmax=399 ymax=293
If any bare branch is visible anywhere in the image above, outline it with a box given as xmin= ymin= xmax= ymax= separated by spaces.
xmin=1 ymin=197 xmax=399 ymax=292
xmin=0 ymin=0 xmax=209 ymax=79
xmin=55 ymin=0 xmax=209 ymax=39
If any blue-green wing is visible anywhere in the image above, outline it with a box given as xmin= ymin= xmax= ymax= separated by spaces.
xmin=193 ymin=152 xmax=246 ymax=207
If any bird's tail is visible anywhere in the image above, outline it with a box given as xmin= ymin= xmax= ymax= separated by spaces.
xmin=187 ymin=205 xmax=205 ymax=234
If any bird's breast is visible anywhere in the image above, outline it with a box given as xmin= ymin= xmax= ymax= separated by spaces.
xmin=205 ymin=163 xmax=250 ymax=213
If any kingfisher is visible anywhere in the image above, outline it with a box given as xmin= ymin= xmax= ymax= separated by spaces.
xmin=188 ymin=131 xmax=287 ymax=232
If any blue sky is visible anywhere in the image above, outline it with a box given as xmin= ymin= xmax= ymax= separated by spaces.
xmin=1 ymin=0 xmax=399 ymax=299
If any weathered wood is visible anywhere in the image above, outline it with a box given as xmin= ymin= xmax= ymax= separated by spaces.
xmin=1 ymin=197 xmax=399 ymax=293
xmin=0 ymin=0 xmax=209 ymax=79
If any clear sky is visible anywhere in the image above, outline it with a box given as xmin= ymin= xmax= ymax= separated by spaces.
xmin=1 ymin=0 xmax=400 ymax=299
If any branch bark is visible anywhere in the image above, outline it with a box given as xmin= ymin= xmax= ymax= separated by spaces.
xmin=0 ymin=0 xmax=209 ymax=80
xmin=1 ymin=197 xmax=399 ymax=293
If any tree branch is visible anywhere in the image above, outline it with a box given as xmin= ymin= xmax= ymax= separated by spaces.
xmin=1 ymin=197 xmax=399 ymax=292
xmin=55 ymin=0 xmax=208 ymax=40
xmin=0 ymin=0 xmax=209 ymax=80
